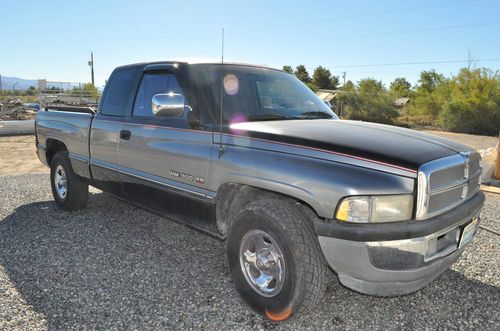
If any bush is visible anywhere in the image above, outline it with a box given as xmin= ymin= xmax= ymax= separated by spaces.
xmin=396 ymin=114 xmax=435 ymax=128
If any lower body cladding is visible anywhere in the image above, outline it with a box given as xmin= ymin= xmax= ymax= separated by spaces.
xmin=316 ymin=192 xmax=485 ymax=296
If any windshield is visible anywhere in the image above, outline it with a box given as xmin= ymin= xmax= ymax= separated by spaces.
xmin=195 ymin=64 xmax=337 ymax=124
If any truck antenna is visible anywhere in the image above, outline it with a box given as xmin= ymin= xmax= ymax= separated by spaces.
xmin=218 ymin=28 xmax=225 ymax=158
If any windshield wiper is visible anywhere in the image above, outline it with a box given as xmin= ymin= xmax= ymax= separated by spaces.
xmin=246 ymin=113 xmax=302 ymax=121
xmin=245 ymin=111 xmax=334 ymax=122
xmin=299 ymin=111 xmax=334 ymax=119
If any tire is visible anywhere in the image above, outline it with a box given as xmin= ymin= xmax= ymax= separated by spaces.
xmin=50 ymin=151 xmax=88 ymax=211
xmin=226 ymin=199 xmax=328 ymax=321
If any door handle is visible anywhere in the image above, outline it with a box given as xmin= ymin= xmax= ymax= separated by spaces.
xmin=120 ymin=130 xmax=131 ymax=140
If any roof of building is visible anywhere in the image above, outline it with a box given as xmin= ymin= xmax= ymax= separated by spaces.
xmin=394 ymin=97 xmax=411 ymax=107
xmin=316 ymin=89 xmax=338 ymax=102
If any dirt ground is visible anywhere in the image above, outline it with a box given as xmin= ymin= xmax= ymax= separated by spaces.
xmin=0 ymin=130 xmax=498 ymax=177
xmin=0 ymin=135 xmax=48 ymax=176
xmin=422 ymin=129 xmax=498 ymax=151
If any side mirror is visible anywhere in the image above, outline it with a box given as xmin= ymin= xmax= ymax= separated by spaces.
xmin=152 ymin=93 xmax=185 ymax=117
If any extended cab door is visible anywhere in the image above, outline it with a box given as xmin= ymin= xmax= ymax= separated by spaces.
xmin=117 ymin=67 xmax=215 ymax=231
xmin=90 ymin=66 xmax=141 ymax=197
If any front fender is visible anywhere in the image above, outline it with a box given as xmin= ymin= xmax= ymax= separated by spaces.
xmin=209 ymin=145 xmax=415 ymax=219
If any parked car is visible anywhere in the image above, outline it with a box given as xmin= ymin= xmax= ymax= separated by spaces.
xmin=35 ymin=60 xmax=484 ymax=321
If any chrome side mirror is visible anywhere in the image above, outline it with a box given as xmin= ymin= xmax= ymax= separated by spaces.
xmin=152 ymin=93 xmax=185 ymax=117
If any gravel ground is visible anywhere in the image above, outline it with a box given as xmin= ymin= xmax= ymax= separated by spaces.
xmin=0 ymin=173 xmax=498 ymax=330
xmin=421 ymin=130 xmax=498 ymax=152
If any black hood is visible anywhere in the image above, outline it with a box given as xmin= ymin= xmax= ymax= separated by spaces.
xmin=228 ymin=119 xmax=471 ymax=171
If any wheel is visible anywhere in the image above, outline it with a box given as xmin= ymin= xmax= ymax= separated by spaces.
xmin=226 ymin=199 xmax=328 ymax=321
xmin=50 ymin=151 xmax=88 ymax=210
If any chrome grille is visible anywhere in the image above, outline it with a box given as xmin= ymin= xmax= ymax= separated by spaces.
xmin=468 ymin=152 xmax=481 ymax=176
xmin=416 ymin=151 xmax=482 ymax=220
xmin=429 ymin=165 xmax=464 ymax=190
xmin=427 ymin=186 xmax=464 ymax=212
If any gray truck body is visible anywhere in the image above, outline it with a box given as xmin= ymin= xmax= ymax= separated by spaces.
xmin=35 ymin=61 xmax=484 ymax=296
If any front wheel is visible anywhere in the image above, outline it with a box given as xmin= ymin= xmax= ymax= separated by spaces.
xmin=50 ymin=151 xmax=88 ymax=210
xmin=226 ymin=199 xmax=328 ymax=321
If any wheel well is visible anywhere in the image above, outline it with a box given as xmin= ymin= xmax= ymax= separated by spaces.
xmin=45 ymin=139 xmax=68 ymax=165
xmin=215 ymin=183 xmax=319 ymax=237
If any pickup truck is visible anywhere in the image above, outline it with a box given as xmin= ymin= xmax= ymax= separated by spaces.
xmin=35 ymin=60 xmax=484 ymax=321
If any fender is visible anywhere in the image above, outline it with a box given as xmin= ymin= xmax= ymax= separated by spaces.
xmin=209 ymin=144 xmax=415 ymax=219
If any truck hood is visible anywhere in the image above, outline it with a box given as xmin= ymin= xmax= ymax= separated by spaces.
xmin=228 ymin=119 xmax=471 ymax=171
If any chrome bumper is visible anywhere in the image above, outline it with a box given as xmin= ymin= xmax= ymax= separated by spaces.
xmin=318 ymin=211 xmax=481 ymax=296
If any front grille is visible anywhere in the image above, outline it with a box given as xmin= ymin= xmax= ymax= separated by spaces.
xmin=429 ymin=165 xmax=464 ymax=190
xmin=416 ymin=151 xmax=482 ymax=220
xmin=427 ymin=186 xmax=464 ymax=212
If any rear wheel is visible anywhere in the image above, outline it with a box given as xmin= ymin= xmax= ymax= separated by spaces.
xmin=50 ymin=151 xmax=88 ymax=210
xmin=226 ymin=199 xmax=328 ymax=321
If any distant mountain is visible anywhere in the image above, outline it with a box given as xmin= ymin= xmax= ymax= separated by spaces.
xmin=0 ymin=76 xmax=102 ymax=91
xmin=1 ymin=76 xmax=39 ymax=90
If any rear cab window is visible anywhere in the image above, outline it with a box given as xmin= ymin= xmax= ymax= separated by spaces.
xmin=100 ymin=67 xmax=140 ymax=117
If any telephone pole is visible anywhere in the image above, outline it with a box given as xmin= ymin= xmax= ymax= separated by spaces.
xmin=0 ymin=74 xmax=3 ymax=99
xmin=88 ymin=51 xmax=95 ymax=86
xmin=342 ymin=72 xmax=346 ymax=86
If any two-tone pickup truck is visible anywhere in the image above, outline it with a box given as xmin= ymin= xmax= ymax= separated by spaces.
xmin=35 ymin=60 xmax=484 ymax=321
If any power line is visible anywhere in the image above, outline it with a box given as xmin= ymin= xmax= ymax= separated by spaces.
xmin=302 ymin=22 xmax=500 ymax=43
xmin=306 ymin=58 xmax=500 ymax=69
xmin=291 ymin=0 xmax=480 ymax=26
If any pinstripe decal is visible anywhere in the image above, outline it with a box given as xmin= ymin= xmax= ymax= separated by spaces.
xmin=92 ymin=118 xmax=417 ymax=174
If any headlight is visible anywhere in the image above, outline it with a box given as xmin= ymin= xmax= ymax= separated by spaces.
xmin=336 ymin=195 xmax=413 ymax=223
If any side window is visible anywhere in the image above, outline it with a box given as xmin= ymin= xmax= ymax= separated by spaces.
xmin=133 ymin=72 xmax=187 ymax=117
xmin=101 ymin=68 xmax=138 ymax=116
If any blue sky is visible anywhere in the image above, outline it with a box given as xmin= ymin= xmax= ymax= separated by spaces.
xmin=1 ymin=0 xmax=499 ymax=88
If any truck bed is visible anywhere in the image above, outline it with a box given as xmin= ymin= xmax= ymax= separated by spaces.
xmin=36 ymin=109 xmax=93 ymax=166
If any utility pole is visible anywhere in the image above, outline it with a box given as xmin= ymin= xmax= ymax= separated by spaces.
xmin=88 ymin=51 xmax=95 ymax=86
xmin=0 ymin=74 xmax=2 ymax=99
xmin=342 ymin=72 xmax=346 ymax=86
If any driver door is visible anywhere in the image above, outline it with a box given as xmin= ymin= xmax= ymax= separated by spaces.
xmin=117 ymin=68 xmax=215 ymax=231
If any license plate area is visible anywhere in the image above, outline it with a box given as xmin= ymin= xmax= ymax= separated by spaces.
xmin=458 ymin=217 xmax=480 ymax=249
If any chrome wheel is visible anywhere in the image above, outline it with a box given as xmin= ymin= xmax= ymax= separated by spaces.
xmin=239 ymin=229 xmax=285 ymax=297
xmin=54 ymin=165 xmax=67 ymax=199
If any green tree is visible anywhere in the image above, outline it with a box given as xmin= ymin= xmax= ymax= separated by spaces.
xmin=83 ymin=83 xmax=99 ymax=99
xmin=411 ymin=71 xmax=450 ymax=118
xmin=312 ymin=66 xmax=339 ymax=90
xmin=418 ymin=70 xmax=445 ymax=93
xmin=282 ymin=65 xmax=294 ymax=74
xmin=358 ymin=78 xmax=384 ymax=95
xmin=438 ymin=68 xmax=500 ymax=135
xmin=294 ymin=65 xmax=311 ymax=84
xmin=342 ymin=80 xmax=355 ymax=92
xmin=339 ymin=78 xmax=399 ymax=125
xmin=390 ymin=77 xmax=412 ymax=97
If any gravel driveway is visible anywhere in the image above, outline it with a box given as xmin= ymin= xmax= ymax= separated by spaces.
xmin=421 ymin=130 xmax=498 ymax=152
xmin=0 ymin=174 xmax=498 ymax=330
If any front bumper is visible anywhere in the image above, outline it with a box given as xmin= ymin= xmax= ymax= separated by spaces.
xmin=316 ymin=192 xmax=484 ymax=296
